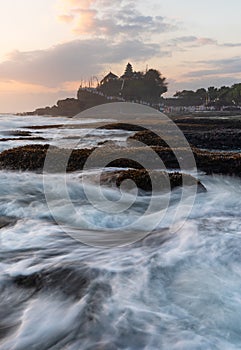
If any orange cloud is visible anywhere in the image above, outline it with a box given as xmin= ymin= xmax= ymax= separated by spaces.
xmin=73 ymin=9 xmax=97 ymax=34
xmin=58 ymin=14 xmax=74 ymax=23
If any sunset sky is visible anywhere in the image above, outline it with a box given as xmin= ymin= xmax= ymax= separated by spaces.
xmin=0 ymin=0 xmax=241 ymax=112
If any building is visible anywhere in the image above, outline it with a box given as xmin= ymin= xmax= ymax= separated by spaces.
xmin=100 ymin=72 xmax=119 ymax=85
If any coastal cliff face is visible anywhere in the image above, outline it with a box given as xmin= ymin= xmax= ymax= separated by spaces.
xmin=23 ymin=90 xmax=110 ymax=117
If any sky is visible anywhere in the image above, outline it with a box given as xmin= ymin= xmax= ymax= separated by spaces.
xmin=0 ymin=0 xmax=241 ymax=112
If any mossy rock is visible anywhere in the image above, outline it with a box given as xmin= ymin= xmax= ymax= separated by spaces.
xmin=1 ymin=144 xmax=241 ymax=177
xmin=98 ymin=169 xmax=206 ymax=192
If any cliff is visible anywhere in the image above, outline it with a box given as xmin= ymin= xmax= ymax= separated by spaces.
xmin=21 ymin=90 xmax=112 ymax=117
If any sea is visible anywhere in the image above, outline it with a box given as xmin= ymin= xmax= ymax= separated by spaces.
xmin=1 ymin=113 xmax=241 ymax=350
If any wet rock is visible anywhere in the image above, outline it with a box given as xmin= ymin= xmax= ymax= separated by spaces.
xmin=99 ymin=169 xmax=206 ymax=192
xmin=0 ymin=216 xmax=17 ymax=229
xmin=97 ymin=140 xmax=118 ymax=147
xmin=1 ymin=143 xmax=241 ymax=177
xmin=175 ymin=118 xmax=241 ymax=150
xmin=128 ymin=130 xmax=189 ymax=148
xmin=175 ymin=117 xmax=241 ymax=131
xmin=0 ymin=144 xmax=50 ymax=171
xmin=128 ymin=130 xmax=169 ymax=147
xmin=12 ymin=266 xmax=91 ymax=299
xmin=0 ymin=137 xmax=46 ymax=142
xmin=0 ymin=144 xmax=94 ymax=172
xmin=98 ymin=123 xmax=145 ymax=132
xmin=22 ymin=124 xmax=64 ymax=130
xmin=0 ymin=322 xmax=20 ymax=339
xmin=130 ymin=119 xmax=241 ymax=151
xmin=193 ymin=149 xmax=241 ymax=176
xmin=2 ymin=130 xmax=32 ymax=137
xmin=12 ymin=266 xmax=113 ymax=308
xmin=184 ymin=130 xmax=241 ymax=150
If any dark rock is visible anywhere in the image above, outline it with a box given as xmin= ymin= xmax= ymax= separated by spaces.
xmin=2 ymin=130 xmax=32 ymax=137
xmin=99 ymin=169 xmax=206 ymax=192
xmin=130 ymin=119 xmax=241 ymax=151
xmin=1 ymin=143 xmax=241 ymax=177
xmin=0 ymin=144 xmax=51 ymax=171
xmin=99 ymin=123 xmax=146 ymax=132
xmin=12 ymin=266 xmax=91 ymax=299
xmin=0 ymin=137 xmax=46 ymax=142
xmin=184 ymin=130 xmax=241 ymax=150
xmin=128 ymin=130 xmax=190 ymax=148
xmin=175 ymin=118 xmax=241 ymax=150
xmin=0 ymin=144 xmax=94 ymax=172
xmin=97 ymin=140 xmax=118 ymax=147
xmin=128 ymin=130 xmax=169 ymax=147
xmin=12 ymin=266 xmax=113 ymax=307
xmin=0 ymin=216 xmax=17 ymax=229
xmin=34 ymin=98 xmax=84 ymax=117
xmin=22 ymin=124 xmax=64 ymax=130
xmin=175 ymin=117 xmax=241 ymax=130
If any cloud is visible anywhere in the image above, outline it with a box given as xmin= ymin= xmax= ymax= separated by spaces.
xmin=72 ymin=9 xmax=97 ymax=34
xmin=58 ymin=14 xmax=74 ymax=23
xmin=168 ymin=36 xmax=217 ymax=48
xmin=0 ymin=39 xmax=166 ymax=87
xmin=58 ymin=0 xmax=175 ymax=38
xmin=0 ymin=0 xmax=173 ymax=91
xmin=222 ymin=42 xmax=241 ymax=47
xmin=185 ymin=56 xmax=241 ymax=78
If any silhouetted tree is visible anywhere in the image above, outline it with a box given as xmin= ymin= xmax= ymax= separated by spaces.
xmin=98 ymin=64 xmax=168 ymax=103
xmin=122 ymin=63 xmax=134 ymax=78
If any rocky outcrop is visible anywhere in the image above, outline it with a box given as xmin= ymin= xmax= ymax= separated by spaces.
xmin=33 ymin=98 xmax=84 ymax=117
xmin=1 ymin=144 xmax=241 ymax=177
xmin=184 ymin=130 xmax=241 ymax=150
xmin=98 ymin=169 xmax=206 ymax=192
xmin=0 ymin=145 xmax=94 ymax=172
xmin=21 ymin=90 xmax=113 ymax=117
xmin=128 ymin=130 xmax=171 ymax=147
xmin=129 ymin=127 xmax=241 ymax=151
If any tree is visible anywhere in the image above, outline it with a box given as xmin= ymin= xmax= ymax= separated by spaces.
xmin=208 ymin=86 xmax=218 ymax=102
xmin=173 ymin=90 xmax=198 ymax=105
xmin=98 ymin=64 xmax=168 ymax=103
xmin=144 ymin=69 xmax=168 ymax=100
xmin=195 ymin=88 xmax=207 ymax=103
xmin=229 ymin=83 xmax=241 ymax=104
xmin=122 ymin=63 xmax=134 ymax=78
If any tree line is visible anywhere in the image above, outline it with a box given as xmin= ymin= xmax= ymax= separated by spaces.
xmin=174 ymin=84 xmax=241 ymax=107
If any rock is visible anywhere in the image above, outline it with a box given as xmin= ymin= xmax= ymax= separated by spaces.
xmin=33 ymin=98 xmax=84 ymax=117
xmin=0 ymin=137 xmax=46 ymax=142
xmin=12 ymin=266 xmax=91 ymax=299
xmin=0 ymin=216 xmax=17 ymax=229
xmin=128 ymin=130 xmax=189 ymax=148
xmin=98 ymin=169 xmax=206 ymax=192
xmin=128 ymin=130 xmax=169 ymax=147
xmin=130 ymin=119 xmax=241 ymax=151
xmin=1 ymin=143 xmax=241 ymax=177
xmin=99 ymin=123 xmax=145 ymax=132
xmin=12 ymin=266 xmax=112 ymax=304
xmin=184 ymin=130 xmax=241 ymax=150
xmin=0 ymin=145 xmax=94 ymax=172
xmin=2 ymin=130 xmax=32 ymax=137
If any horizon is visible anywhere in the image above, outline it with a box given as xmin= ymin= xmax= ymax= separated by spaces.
xmin=0 ymin=0 xmax=241 ymax=113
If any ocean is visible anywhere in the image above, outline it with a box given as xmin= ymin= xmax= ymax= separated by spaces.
xmin=1 ymin=113 xmax=241 ymax=349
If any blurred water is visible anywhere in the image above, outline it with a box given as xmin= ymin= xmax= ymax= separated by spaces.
xmin=0 ymin=114 xmax=130 ymax=152
xmin=0 ymin=115 xmax=241 ymax=349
